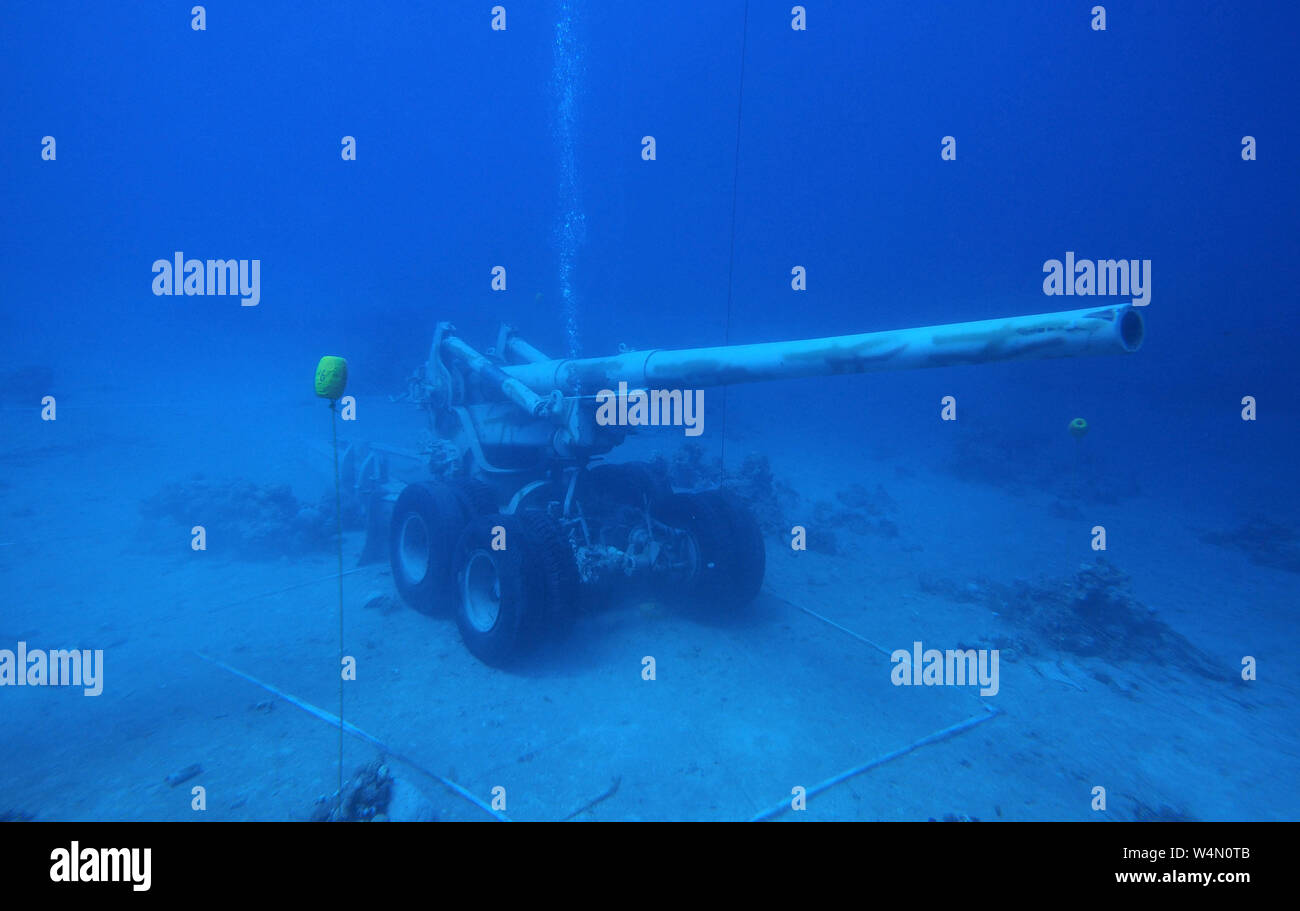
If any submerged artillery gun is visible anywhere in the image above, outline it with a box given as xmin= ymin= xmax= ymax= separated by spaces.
xmin=352 ymin=304 xmax=1144 ymax=665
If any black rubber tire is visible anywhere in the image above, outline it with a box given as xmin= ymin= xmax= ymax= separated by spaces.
xmin=450 ymin=477 xmax=498 ymax=516
xmin=657 ymin=489 xmax=766 ymax=608
xmin=452 ymin=514 xmax=547 ymax=666
xmin=580 ymin=461 xmax=673 ymax=510
xmin=695 ymin=488 xmax=766 ymax=606
xmin=389 ymin=481 xmax=470 ymax=614
xmin=518 ymin=509 xmax=582 ymax=637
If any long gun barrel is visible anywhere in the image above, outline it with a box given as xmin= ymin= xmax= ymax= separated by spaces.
xmin=499 ymin=303 xmax=1144 ymax=394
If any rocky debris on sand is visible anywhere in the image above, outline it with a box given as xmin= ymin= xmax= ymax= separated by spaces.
xmin=1125 ymin=799 xmax=1198 ymax=822
xmin=362 ymin=592 xmax=401 ymax=614
xmin=648 ymin=445 xmax=902 ymax=545
xmin=310 ymin=759 xmax=437 ymax=823
xmin=164 ymin=763 xmax=203 ymax=787
xmin=650 ymin=442 xmax=714 ymax=491
xmin=812 ymin=482 xmax=901 ymax=546
xmin=792 ymin=482 xmax=902 ymax=555
xmin=947 ymin=427 xmax=1140 ymax=504
xmin=803 ymin=526 xmax=840 ymax=555
xmin=141 ymin=475 xmax=363 ymax=558
xmin=648 ymin=445 xmax=802 ymax=535
xmin=1201 ymin=516 xmax=1300 ymax=574
xmin=923 ymin=560 xmax=1222 ymax=679
xmin=312 ymin=760 xmax=392 ymax=822
xmin=723 ymin=452 xmax=802 ymax=535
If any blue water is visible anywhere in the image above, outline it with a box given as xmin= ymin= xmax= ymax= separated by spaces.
xmin=1 ymin=1 xmax=1296 ymax=822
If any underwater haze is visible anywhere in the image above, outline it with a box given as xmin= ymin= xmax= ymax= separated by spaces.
xmin=1 ymin=0 xmax=1298 ymax=823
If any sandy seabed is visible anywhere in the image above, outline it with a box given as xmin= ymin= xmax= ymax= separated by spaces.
xmin=1 ymin=393 xmax=1295 ymax=823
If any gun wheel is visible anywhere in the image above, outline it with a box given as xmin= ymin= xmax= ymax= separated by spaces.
xmin=389 ymin=481 xmax=470 ymax=614
xmin=451 ymin=477 xmax=498 ymax=516
xmin=657 ymin=489 xmax=766 ymax=609
xmin=519 ymin=509 xmax=582 ymax=637
xmin=453 ymin=514 xmax=552 ymax=666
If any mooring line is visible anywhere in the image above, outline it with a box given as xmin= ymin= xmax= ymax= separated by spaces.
xmin=769 ymin=587 xmax=1000 ymax=713
xmin=195 ymin=651 xmax=511 ymax=822
xmin=330 ymin=400 xmax=347 ymax=802
xmin=760 ymin=587 xmax=1004 ymax=820
xmin=718 ymin=0 xmax=751 ymax=480
xmin=767 ymin=588 xmax=893 ymax=657
xmin=206 ymin=567 xmax=367 ymax=612
xmin=749 ymin=704 xmax=1001 ymax=822
xmin=560 ymin=776 xmax=622 ymax=822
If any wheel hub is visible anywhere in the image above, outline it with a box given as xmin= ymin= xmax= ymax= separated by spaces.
xmin=462 ymin=550 xmax=502 ymax=632
xmin=398 ymin=514 xmax=431 ymax=584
